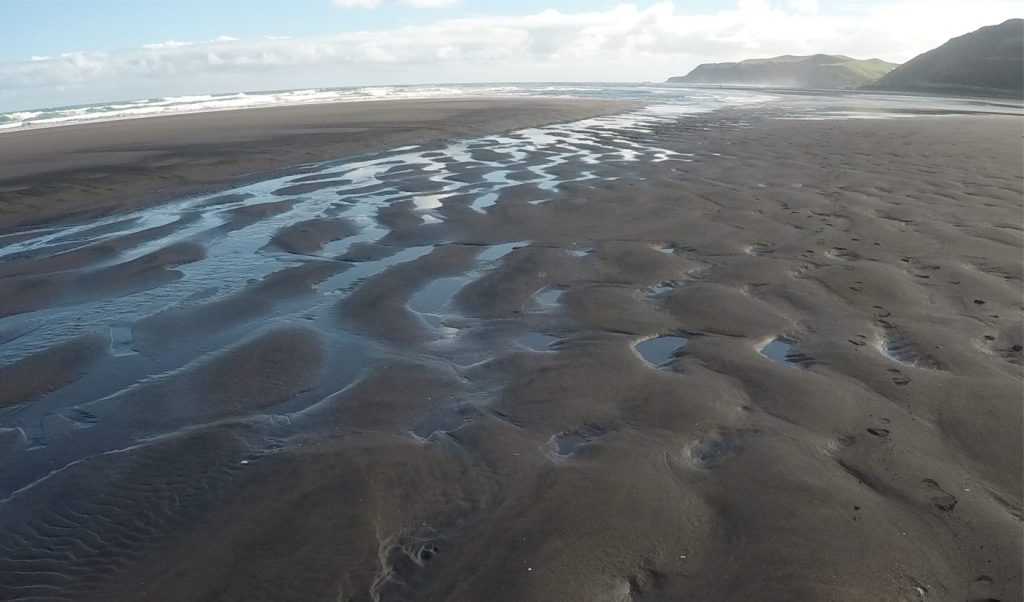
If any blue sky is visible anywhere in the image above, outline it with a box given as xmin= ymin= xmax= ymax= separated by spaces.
xmin=0 ymin=1 xmax=1019 ymax=111
xmin=0 ymin=0 xmax=659 ymax=62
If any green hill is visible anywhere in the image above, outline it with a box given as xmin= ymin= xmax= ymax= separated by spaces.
xmin=866 ymin=19 xmax=1023 ymax=97
xmin=666 ymin=54 xmax=898 ymax=89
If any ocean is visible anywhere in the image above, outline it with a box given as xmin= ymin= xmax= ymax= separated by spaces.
xmin=0 ymin=83 xmax=779 ymax=132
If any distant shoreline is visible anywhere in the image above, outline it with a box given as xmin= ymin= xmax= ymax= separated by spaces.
xmin=3 ymin=82 xmax=1019 ymax=137
xmin=662 ymin=82 xmax=1024 ymax=104
xmin=0 ymin=83 xmax=641 ymax=133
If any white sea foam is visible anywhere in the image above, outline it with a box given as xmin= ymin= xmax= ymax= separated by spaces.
xmin=2 ymin=84 xmax=1019 ymax=133
xmin=0 ymin=84 xmax=526 ymax=131
xmin=0 ymin=83 xmax=774 ymax=132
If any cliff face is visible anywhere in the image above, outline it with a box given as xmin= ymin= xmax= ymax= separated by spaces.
xmin=666 ymin=54 xmax=898 ymax=89
xmin=867 ymin=19 xmax=1023 ymax=97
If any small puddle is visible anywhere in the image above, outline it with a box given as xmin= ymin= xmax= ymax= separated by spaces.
xmin=409 ymin=276 xmax=469 ymax=315
xmin=477 ymin=242 xmax=525 ymax=262
xmin=517 ymin=332 xmax=559 ymax=351
xmin=482 ymin=169 xmax=512 ymax=185
xmin=634 ymin=335 xmax=689 ymax=367
xmin=533 ymin=288 xmax=563 ymax=307
xmin=759 ymin=337 xmax=813 ymax=367
xmin=566 ymin=243 xmax=593 ymax=258
xmin=62 ymin=408 xmax=99 ymax=429
xmin=471 ymin=192 xmax=500 ymax=213
xmin=413 ymin=194 xmax=447 ymax=210
xmin=0 ymin=320 xmax=42 ymax=347
xmin=318 ymin=245 xmax=435 ymax=293
xmin=644 ymin=281 xmax=678 ymax=297
xmin=109 ymin=323 xmax=136 ymax=356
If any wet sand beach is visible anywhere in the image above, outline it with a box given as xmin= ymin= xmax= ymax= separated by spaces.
xmin=0 ymin=97 xmax=638 ymax=231
xmin=0 ymin=94 xmax=1021 ymax=601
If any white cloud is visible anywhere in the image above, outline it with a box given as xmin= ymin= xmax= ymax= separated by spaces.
xmin=1 ymin=1 xmax=1019 ymax=110
xmin=788 ymin=0 xmax=818 ymax=14
xmin=142 ymin=40 xmax=192 ymax=50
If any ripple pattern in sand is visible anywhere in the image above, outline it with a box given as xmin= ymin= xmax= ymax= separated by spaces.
xmin=1 ymin=94 xmax=1022 ymax=601
xmin=0 ymin=105 xmax=697 ymax=566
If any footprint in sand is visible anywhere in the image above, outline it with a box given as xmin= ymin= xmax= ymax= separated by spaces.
xmin=419 ymin=544 xmax=441 ymax=562
xmin=688 ymin=429 xmax=745 ymax=469
xmin=746 ymin=243 xmax=775 ymax=256
xmin=549 ymin=424 xmax=607 ymax=459
xmin=642 ymin=280 xmax=679 ymax=299
xmin=634 ymin=335 xmax=689 ymax=369
xmin=532 ymin=287 xmax=564 ymax=309
xmin=826 ymin=247 xmax=859 ymax=261
xmin=887 ymin=368 xmax=912 ymax=385
xmin=516 ymin=332 xmax=560 ymax=352
xmin=566 ymin=243 xmax=593 ymax=258
xmin=967 ymin=575 xmax=999 ymax=602
xmin=109 ymin=322 xmax=137 ymax=356
xmin=964 ymin=257 xmax=1017 ymax=283
xmin=758 ymin=336 xmax=815 ymax=368
xmin=63 ymin=407 xmax=99 ymax=428
xmin=877 ymin=323 xmax=942 ymax=370
xmin=374 ymin=540 xmax=444 ymax=597
xmin=687 ymin=266 xmax=713 ymax=282
xmin=921 ymin=479 xmax=958 ymax=512
xmin=908 ymin=260 xmax=941 ymax=280
xmin=848 ymin=334 xmax=869 ymax=347
xmin=791 ymin=264 xmax=817 ymax=279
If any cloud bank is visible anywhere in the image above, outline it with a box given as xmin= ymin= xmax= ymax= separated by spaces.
xmin=1 ymin=0 xmax=1019 ymax=110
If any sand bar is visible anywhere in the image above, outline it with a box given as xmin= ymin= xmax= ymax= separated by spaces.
xmin=0 ymin=97 xmax=638 ymax=230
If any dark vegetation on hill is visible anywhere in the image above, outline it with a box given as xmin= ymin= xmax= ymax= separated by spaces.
xmin=666 ymin=54 xmax=898 ymax=89
xmin=866 ymin=19 xmax=1023 ymax=97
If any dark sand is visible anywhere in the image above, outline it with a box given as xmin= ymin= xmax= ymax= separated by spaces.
xmin=0 ymin=97 xmax=638 ymax=231
xmin=0 ymin=97 xmax=1021 ymax=602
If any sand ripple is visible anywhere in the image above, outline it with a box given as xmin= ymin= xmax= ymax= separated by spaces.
xmin=0 ymin=98 xmax=1021 ymax=600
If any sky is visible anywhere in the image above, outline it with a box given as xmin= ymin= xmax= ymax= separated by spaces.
xmin=0 ymin=0 xmax=1019 ymax=111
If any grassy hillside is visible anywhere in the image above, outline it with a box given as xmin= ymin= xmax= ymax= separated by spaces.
xmin=667 ymin=54 xmax=898 ymax=89
xmin=867 ymin=19 xmax=1023 ymax=97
